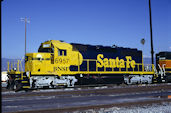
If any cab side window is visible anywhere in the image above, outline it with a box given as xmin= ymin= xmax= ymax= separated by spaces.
xmin=58 ymin=49 xmax=67 ymax=56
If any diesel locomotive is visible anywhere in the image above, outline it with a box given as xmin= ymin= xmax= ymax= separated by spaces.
xmin=6 ymin=40 xmax=171 ymax=90
xmin=156 ymin=52 xmax=171 ymax=82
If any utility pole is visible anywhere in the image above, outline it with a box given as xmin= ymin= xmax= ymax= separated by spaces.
xmin=1 ymin=0 xmax=3 ymax=69
xmin=149 ymin=0 xmax=154 ymax=64
xmin=20 ymin=17 xmax=30 ymax=58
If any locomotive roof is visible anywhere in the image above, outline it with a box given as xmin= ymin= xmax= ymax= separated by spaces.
xmin=70 ymin=42 xmax=140 ymax=52
xmin=157 ymin=51 xmax=171 ymax=54
xmin=156 ymin=51 xmax=171 ymax=59
xmin=42 ymin=40 xmax=141 ymax=52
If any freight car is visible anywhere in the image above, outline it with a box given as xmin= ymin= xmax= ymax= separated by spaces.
xmin=6 ymin=40 xmax=169 ymax=90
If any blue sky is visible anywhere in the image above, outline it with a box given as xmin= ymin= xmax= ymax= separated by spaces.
xmin=2 ymin=0 xmax=170 ymax=59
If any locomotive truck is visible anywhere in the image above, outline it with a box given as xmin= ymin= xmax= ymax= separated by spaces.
xmin=6 ymin=40 xmax=171 ymax=90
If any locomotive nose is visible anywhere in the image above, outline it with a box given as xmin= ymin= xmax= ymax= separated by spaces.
xmin=25 ymin=53 xmax=51 ymax=72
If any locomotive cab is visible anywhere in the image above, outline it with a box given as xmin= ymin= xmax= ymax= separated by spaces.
xmin=25 ymin=40 xmax=83 ymax=75
xmin=23 ymin=40 xmax=83 ymax=88
xmin=25 ymin=41 xmax=54 ymax=73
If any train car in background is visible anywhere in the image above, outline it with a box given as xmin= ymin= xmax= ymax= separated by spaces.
xmin=156 ymin=52 xmax=171 ymax=83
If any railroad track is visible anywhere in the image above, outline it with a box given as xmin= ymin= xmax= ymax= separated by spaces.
xmin=2 ymin=83 xmax=171 ymax=97
xmin=7 ymin=99 xmax=171 ymax=113
xmin=2 ymin=83 xmax=171 ymax=113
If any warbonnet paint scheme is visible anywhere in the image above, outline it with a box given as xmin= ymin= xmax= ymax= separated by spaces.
xmin=6 ymin=40 xmax=170 ymax=90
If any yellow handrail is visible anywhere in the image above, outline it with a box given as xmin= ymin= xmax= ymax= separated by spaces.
xmin=20 ymin=61 xmax=23 ymax=72
xmin=7 ymin=62 xmax=9 ymax=72
xmin=87 ymin=60 xmax=89 ymax=72
xmin=11 ymin=62 xmax=13 ymax=71
xmin=96 ymin=61 xmax=98 ymax=71
xmin=17 ymin=60 xmax=20 ymax=72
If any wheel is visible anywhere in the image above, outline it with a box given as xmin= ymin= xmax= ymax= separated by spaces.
xmin=15 ymin=81 xmax=22 ymax=92
xmin=15 ymin=83 xmax=22 ymax=92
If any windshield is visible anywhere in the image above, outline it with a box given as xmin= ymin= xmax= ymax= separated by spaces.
xmin=38 ymin=43 xmax=54 ymax=53
xmin=38 ymin=48 xmax=54 ymax=53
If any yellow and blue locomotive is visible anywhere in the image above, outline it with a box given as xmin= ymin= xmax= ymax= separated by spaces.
xmin=7 ymin=40 xmax=170 ymax=90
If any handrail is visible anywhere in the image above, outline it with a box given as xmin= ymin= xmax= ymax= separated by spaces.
xmin=20 ymin=61 xmax=23 ymax=72
xmin=17 ymin=60 xmax=20 ymax=72
xmin=11 ymin=62 xmax=13 ymax=71
xmin=87 ymin=59 xmax=89 ymax=72
xmin=7 ymin=62 xmax=10 ymax=72
xmin=7 ymin=60 xmax=21 ymax=72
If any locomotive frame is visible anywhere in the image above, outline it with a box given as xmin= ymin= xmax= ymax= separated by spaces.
xmin=6 ymin=40 xmax=170 ymax=91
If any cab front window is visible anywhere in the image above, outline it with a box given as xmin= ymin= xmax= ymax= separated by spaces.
xmin=38 ymin=44 xmax=54 ymax=53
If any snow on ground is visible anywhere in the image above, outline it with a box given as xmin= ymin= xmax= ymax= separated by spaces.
xmin=2 ymin=82 xmax=7 ymax=88
xmin=1 ymin=71 xmax=8 ymax=82
xmin=74 ymin=102 xmax=171 ymax=113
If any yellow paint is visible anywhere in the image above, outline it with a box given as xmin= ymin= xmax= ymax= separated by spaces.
xmin=21 ymin=81 xmax=28 ymax=83
xmin=97 ymin=54 xmax=136 ymax=69
xmin=22 ymin=86 xmax=30 ymax=88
